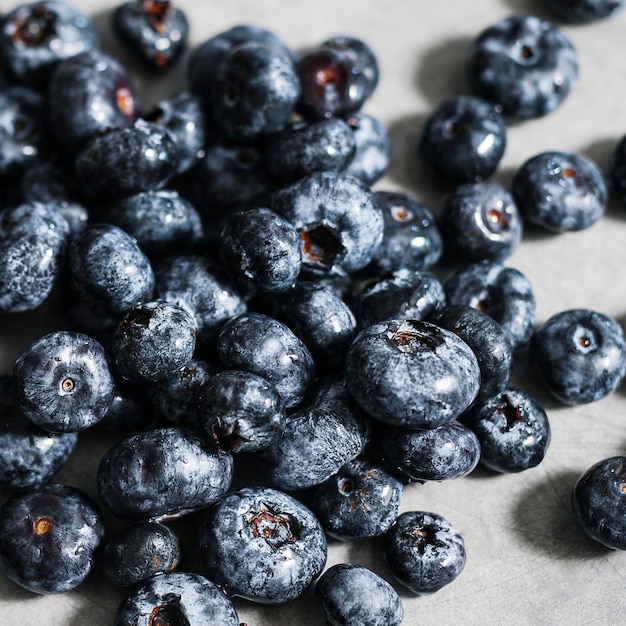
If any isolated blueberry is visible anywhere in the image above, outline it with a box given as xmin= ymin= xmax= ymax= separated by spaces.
xmin=545 ymin=0 xmax=625 ymax=23
xmin=315 ymin=563 xmax=404 ymax=626
xmin=199 ymin=486 xmax=327 ymax=603
xmin=530 ymin=308 xmax=626 ymax=405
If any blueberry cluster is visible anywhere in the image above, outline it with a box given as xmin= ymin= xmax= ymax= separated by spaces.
xmin=0 ymin=1 xmax=625 ymax=624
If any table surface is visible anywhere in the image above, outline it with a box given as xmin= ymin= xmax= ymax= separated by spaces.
xmin=1 ymin=0 xmax=626 ymax=624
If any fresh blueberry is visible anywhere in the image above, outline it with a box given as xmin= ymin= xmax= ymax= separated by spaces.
xmin=114 ymin=571 xmax=240 ymax=625
xmin=13 ymin=330 xmax=116 ymax=433
xmin=345 ymin=318 xmax=480 ymax=429
xmin=97 ymin=425 xmax=233 ymax=520
xmin=0 ymin=482 xmax=104 ymax=594
xmin=530 ymin=308 xmax=626 ymax=405
xmin=315 ymin=563 xmax=404 ymax=626
xmin=609 ymin=134 xmax=626 ymax=208
xmin=418 ymin=95 xmax=507 ymax=184
xmin=199 ymin=485 xmax=327 ymax=603
xmin=440 ymin=180 xmax=523 ymax=262
xmin=310 ymin=456 xmax=403 ymax=540
xmin=571 ymin=456 xmax=626 ymax=550
xmin=466 ymin=14 xmax=578 ymax=119
xmin=512 ymin=150 xmax=608 ymax=232
xmin=443 ymin=259 xmax=536 ymax=351
xmin=462 ymin=388 xmax=551 ymax=473
xmin=545 ymin=0 xmax=625 ymax=23
xmin=383 ymin=510 xmax=466 ymax=595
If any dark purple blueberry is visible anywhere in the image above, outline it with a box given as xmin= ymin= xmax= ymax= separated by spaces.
xmin=216 ymin=312 xmax=315 ymax=409
xmin=530 ymin=308 xmax=626 ymax=405
xmin=609 ymin=134 xmax=626 ymax=208
xmin=466 ymin=14 xmax=578 ymax=119
xmin=102 ymin=520 xmax=182 ymax=587
xmin=13 ymin=330 xmax=115 ymax=433
xmin=371 ymin=190 xmax=443 ymax=273
xmin=310 ymin=456 xmax=403 ymax=540
xmin=462 ymin=388 xmax=551 ymax=473
xmin=383 ymin=510 xmax=466 ymax=595
xmin=440 ymin=180 xmax=523 ymax=262
xmin=345 ymin=319 xmax=480 ymax=429
xmin=114 ymin=571 xmax=240 ymax=625
xmin=381 ymin=420 xmax=480 ymax=483
xmin=0 ymin=1 xmax=98 ymax=89
xmin=270 ymin=171 xmax=384 ymax=277
xmin=0 ymin=483 xmax=104 ymax=594
xmin=418 ymin=94 xmax=507 ymax=184
xmin=443 ymin=259 xmax=536 ymax=351
xmin=315 ymin=563 xmax=404 ymax=626
xmin=113 ymin=0 xmax=189 ymax=70
xmin=545 ymin=0 xmax=625 ymax=23
xmin=97 ymin=425 xmax=233 ymax=520
xmin=110 ymin=300 xmax=196 ymax=384
xmin=571 ymin=456 xmax=626 ymax=550
xmin=199 ymin=486 xmax=327 ymax=603
xmin=198 ymin=369 xmax=285 ymax=454
xmin=255 ymin=378 xmax=370 ymax=491
xmin=512 ymin=151 xmax=608 ymax=232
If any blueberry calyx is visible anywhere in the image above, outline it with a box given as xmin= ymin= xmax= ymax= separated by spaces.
xmin=386 ymin=321 xmax=445 ymax=354
xmin=12 ymin=5 xmax=58 ymax=49
xmin=300 ymin=225 xmax=345 ymax=269
xmin=246 ymin=506 xmax=300 ymax=549
xmin=149 ymin=601 xmax=190 ymax=626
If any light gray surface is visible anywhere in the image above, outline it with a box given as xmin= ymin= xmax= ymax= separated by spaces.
xmin=1 ymin=0 xmax=626 ymax=624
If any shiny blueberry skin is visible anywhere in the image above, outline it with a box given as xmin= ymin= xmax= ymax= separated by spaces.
xmin=345 ymin=319 xmax=480 ymax=429
xmin=434 ymin=304 xmax=513 ymax=401
xmin=571 ymin=456 xmax=626 ymax=550
xmin=444 ymin=259 xmax=536 ymax=351
xmin=110 ymin=300 xmax=197 ymax=384
xmin=0 ymin=483 xmax=104 ymax=594
xmin=351 ymin=269 xmax=446 ymax=330
xmin=315 ymin=563 xmax=404 ymax=626
xmin=113 ymin=0 xmax=189 ymax=70
xmin=466 ymin=14 xmax=578 ymax=119
xmin=198 ymin=369 xmax=286 ymax=453
xmin=47 ymin=49 xmax=140 ymax=151
xmin=545 ymin=0 xmax=625 ymax=23
xmin=13 ymin=330 xmax=115 ymax=433
xmin=310 ymin=456 xmax=403 ymax=540
xmin=530 ymin=308 xmax=626 ymax=405
xmin=217 ymin=312 xmax=315 ymax=409
xmin=512 ymin=151 xmax=608 ymax=232
xmin=199 ymin=485 xmax=327 ymax=603
xmin=255 ymin=378 xmax=370 ymax=491
xmin=114 ymin=571 xmax=240 ymax=625
xmin=0 ymin=1 xmax=98 ymax=89
xmin=418 ymin=95 xmax=507 ymax=184
xmin=381 ymin=421 xmax=481 ymax=482
xmin=371 ymin=190 xmax=443 ymax=273
xmin=462 ymin=388 xmax=551 ymax=473
xmin=609 ymin=134 xmax=626 ymax=208
xmin=383 ymin=510 xmax=466 ymax=595
xmin=440 ymin=181 xmax=523 ymax=262
xmin=97 ymin=425 xmax=233 ymax=520
xmin=270 ymin=171 xmax=384 ymax=277
xmin=102 ymin=520 xmax=182 ymax=587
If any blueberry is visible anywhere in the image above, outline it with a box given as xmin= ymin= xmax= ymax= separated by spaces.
xmin=440 ymin=180 xmax=523 ymax=262
xmin=609 ymin=134 xmax=626 ymax=208
xmin=545 ymin=0 xmax=625 ymax=23
xmin=529 ymin=308 xmax=626 ymax=405
xmin=443 ymin=259 xmax=536 ymax=351
xmin=102 ymin=520 xmax=182 ymax=587
xmin=315 ymin=563 xmax=404 ymax=626
xmin=512 ymin=151 xmax=608 ymax=232
xmin=571 ymin=456 xmax=626 ymax=550
xmin=310 ymin=456 xmax=403 ymax=540
xmin=198 ymin=485 xmax=327 ymax=603
xmin=13 ymin=330 xmax=116 ymax=433
xmin=462 ymin=388 xmax=551 ymax=473
xmin=113 ymin=0 xmax=189 ymax=70
xmin=466 ymin=14 xmax=578 ymax=119
xmin=418 ymin=95 xmax=507 ymax=184
xmin=0 ymin=482 xmax=104 ymax=594
xmin=345 ymin=319 xmax=480 ymax=429
xmin=114 ymin=571 xmax=240 ymax=625
xmin=383 ymin=510 xmax=466 ymax=595
xmin=97 ymin=425 xmax=233 ymax=520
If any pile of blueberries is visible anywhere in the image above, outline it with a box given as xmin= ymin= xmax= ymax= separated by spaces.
xmin=1 ymin=0 xmax=626 ymax=624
